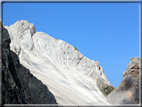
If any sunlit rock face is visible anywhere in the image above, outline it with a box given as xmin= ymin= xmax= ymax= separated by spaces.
xmin=1 ymin=20 xmax=57 ymax=104
xmin=4 ymin=20 xmax=139 ymax=105
xmin=107 ymin=57 xmax=140 ymax=104
xmin=5 ymin=20 xmax=112 ymax=105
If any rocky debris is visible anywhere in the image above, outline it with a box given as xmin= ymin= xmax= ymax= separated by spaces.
xmin=107 ymin=57 xmax=140 ymax=104
xmin=6 ymin=20 xmax=110 ymax=87
xmin=1 ymin=20 xmax=57 ymax=104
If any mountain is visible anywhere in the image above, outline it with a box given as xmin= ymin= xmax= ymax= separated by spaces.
xmin=1 ymin=20 xmax=140 ymax=105
xmin=4 ymin=20 xmax=113 ymax=105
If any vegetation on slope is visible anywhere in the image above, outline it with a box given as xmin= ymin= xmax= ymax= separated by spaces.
xmin=96 ymin=77 xmax=115 ymax=97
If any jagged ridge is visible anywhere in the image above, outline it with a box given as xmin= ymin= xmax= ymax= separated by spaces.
xmin=6 ymin=20 xmax=110 ymax=85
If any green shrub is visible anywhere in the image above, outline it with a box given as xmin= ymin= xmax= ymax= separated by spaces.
xmin=102 ymin=85 xmax=115 ymax=96
xmin=96 ymin=77 xmax=115 ymax=97
xmin=74 ymin=46 xmax=78 ymax=51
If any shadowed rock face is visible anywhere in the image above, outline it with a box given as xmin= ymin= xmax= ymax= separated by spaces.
xmin=107 ymin=57 xmax=140 ymax=104
xmin=1 ymin=20 xmax=57 ymax=104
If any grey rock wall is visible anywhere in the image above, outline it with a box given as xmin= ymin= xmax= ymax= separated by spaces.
xmin=0 ymin=19 xmax=2 ymax=106
xmin=2 ymin=20 xmax=29 ymax=104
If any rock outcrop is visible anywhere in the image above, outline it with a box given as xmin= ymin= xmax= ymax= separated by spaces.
xmin=107 ymin=57 xmax=140 ymax=104
xmin=1 ymin=20 xmax=57 ymax=104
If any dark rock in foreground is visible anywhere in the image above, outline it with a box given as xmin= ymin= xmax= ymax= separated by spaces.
xmin=107 ymin=57 xmax=140 ymax=104
xmin=1 ymin=20 xmax=57 ymax=104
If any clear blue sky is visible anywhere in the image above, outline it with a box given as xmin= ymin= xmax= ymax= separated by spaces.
xmin=3 ymin=2 xmax=139 ymax=88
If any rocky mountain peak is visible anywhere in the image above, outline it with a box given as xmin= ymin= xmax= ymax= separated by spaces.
xmin=9 ymin=20 xmax=36 ymax=36
xmin=123 ymin=57 xmax=140 ymax=77
xmin=3 ymin=20 xmax=112 ymax=104
xmin=7 ymin=20 xmax=110 ymax=85
xmin=6 ymin=20 xmax=35 ymax=55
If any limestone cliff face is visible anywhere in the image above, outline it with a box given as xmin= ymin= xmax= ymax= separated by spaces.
xmin=107 ymin=57 xmax=140 ymax=104
xmin=6 ymin=20 xmax=110 ymax=85
xmin=1 ymin=20 xmax=57 ymax=104
xmin=4 ymin=20 xmax=112 ymax=104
